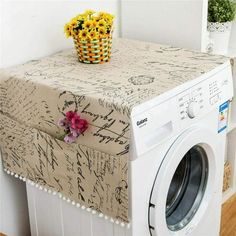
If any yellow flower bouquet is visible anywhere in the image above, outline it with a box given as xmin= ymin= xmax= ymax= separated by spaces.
xmin=64 ymin=10 xmax=114 ymax=64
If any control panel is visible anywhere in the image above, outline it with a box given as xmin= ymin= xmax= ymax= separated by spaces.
xmin=177 ymin=66 xmax=232 ymax=128
xmin=131 ymin=64 xmax=233 ymax=158
xmin=209 ymin=79 xmax=223 ymax=106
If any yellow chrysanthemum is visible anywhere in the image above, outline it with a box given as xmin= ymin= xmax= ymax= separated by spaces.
xmin=79 ymin=29 xmax=89 ymax=40
xmin=105 ymin=14 xmax=114 ymax=24
xmin=98 ymin=26 xmax=107 ymax=38
xmin=64 ymin=23 xmax=72 ymax=38
xmin=84 ymin=9 xmax=95 ymax=16
xmin=93 ymin=16 xmax=100 ymax=22
xmin=64 ymin=10 xmax=114 ymax=41
xmin=98 ymin=19 xmax=106 ymax=28
xmin=89 ymin=30 xmax=98 ymax=40
xmin=98 ymin=12 xmax=106 ymax=19
xmin=70 ymin=19 xmax=78 ymax=28
xmin=91 ymin=20 xmax=98 ymax=29
xmin=72 ymin=29 xmax=79 ymax=37
xmin=83 ymin=20 xmax=93 ymax=29
xmin=74 ymin=15 xmax=85 ymax=22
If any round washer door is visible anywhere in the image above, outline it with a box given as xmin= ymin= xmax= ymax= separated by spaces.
xmin=148 ymin=127 xmax=220 ymax=236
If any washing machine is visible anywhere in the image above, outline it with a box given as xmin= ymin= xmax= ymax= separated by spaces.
xmin=130 ymin=63 xmax=233 ymax=236
xmin=26 ymin=62 xmax=233 ymax=236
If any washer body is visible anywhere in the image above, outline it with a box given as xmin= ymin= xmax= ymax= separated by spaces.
xmin=130 ymin=62 xmax=233 ymax=236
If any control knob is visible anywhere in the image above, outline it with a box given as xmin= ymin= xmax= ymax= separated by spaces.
xmin=187 ymin=101 xmax=200 ymax=119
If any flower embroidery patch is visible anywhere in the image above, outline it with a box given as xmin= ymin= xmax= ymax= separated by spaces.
xmin=58 ymin=111 xmax=88 ymax=143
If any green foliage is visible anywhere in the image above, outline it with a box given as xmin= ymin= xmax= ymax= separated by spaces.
xmin=208 ymin=0 xmax=236 ymax=22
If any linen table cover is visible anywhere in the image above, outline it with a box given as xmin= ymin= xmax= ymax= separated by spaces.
xmin=0 ymin=38 xmax=229 ymax=225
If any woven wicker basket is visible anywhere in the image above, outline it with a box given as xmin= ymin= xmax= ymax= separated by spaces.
xmin=73 ymin=35 xmax=112 ymax=64
xmin=223 ymin=161 xmax=231 ymax=192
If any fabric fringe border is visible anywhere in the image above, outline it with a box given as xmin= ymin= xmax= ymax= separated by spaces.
xmin=3 ymin=168 xmax=131 ymax=229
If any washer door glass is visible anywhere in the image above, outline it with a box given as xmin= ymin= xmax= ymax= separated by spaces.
xmin=165 ymin=145 xmax=208 ymax=231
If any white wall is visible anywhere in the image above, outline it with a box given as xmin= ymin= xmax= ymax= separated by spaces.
xmin=0 ymin=1 xmax=120 ymax=235
xmin=229 ymin=20 xmax=236 ymax=50
xmin=121 ymin=0 xmax=208 ymax=51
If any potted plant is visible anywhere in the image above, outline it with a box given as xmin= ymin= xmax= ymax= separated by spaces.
xmin=64 ymin=10 xmax=114 ymax=64
xmin=208 ymin=0 xmax=236 ymax=54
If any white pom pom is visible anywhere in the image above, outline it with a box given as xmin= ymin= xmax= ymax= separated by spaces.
xmin=86 ymin=208 xmax=91 ymax=212
xmin=58 ymin=193 xmax=62 ymax=198
xmin=115 ymin=220 xmax=119 ymax=225
xmin=99 ymin=213 xmax=103 ymax=218
xmin=81 ymin=205 xmax=86 ymax=210
xmin=31 ymin=182 xmax=35 ymax=186
xmin=48 ymin=189 xmax=52 ymax=194
xmin=110 ymin=218 xmax=114 ymax=223
xmin=92 ymin=210 xmax=96 ymax=215
xmin=67 ymin=198 xmax=71 ymax=203
xmin=76 ymin=203 xmax=81 ymax=208
xmin=11 ymin=172 xmax=14 ymax=176
xmin=44 ymin=188 xmax=48 ymax=192
xmin=62 ymin=196 xmax=66 ymax=201
xmin=127 ymin=223 xmax=131 ymax=229
xmin=72 ymin=201 xmax=75 ymax=206
xmin=7 ymin=170 xmax=10 ymax=174
xmin=22 ymin=178 xmax=26 ymax=182
xmin=15 ymin=174 xmax=18 ymax=178
xmin=120 ymin=222 xmax=125 ymax=227
xmin=104 ymin=215 xmax=108 ymax=220
xmin=35 ymin=184 xmax=39 ymax=188
xmin=52 ymin=191 xmax=57 ymax=195
xmin=39 ymin=186 xmax=43 ymax=190
xmin=19 ymin=176 xmax=22 ymax=180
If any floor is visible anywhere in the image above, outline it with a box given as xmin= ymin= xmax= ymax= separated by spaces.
xmin=221 ymin=193 xmax=236 ymax=236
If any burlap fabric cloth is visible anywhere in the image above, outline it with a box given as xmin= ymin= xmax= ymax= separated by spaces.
xmin=0 ymin=38 xmax=228 ymax=224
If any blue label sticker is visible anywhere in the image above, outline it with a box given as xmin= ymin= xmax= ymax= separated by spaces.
xmin=218 ymin=101 xmax=229 ymax=133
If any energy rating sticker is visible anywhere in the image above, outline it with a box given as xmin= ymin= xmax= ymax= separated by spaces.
xmin=218 ymin=101 xmax=229 ymax=133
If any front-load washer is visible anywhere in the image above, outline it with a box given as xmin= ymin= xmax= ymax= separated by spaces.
xmin=130 ymin=62 xmax=233 ymax=236
xmin=25 ymin=61 xmax=233 ymax=236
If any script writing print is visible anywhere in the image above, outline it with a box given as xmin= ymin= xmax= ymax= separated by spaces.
xmin=0 ymin=38 xmax=229 ymax=224
xmin=1 ymin=115 xmax=129 ymax=221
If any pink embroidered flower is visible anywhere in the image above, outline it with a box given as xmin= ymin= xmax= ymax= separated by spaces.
xmin=71 ymin=116 xmax=81 ymax=130
xmin=70 ymin=127 xmax=79 ymax=137
xmin=58 ymin=118 xmax=68 ymax=128
xmin=78 ymin=119 xmax=88 ymax=133
xmin=64 ymin=133 xmax=77 ymax=143
xmin=66 ymin=111 xmax=78 ymax=121
xmin=58 ymin=110 xmax=88 ymax=143
xmin=71 ymin=117 xmax=88 ymax=133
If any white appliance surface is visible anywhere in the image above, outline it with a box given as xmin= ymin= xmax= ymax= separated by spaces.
xmin=26 ymin=62 xmax=233 ymax=236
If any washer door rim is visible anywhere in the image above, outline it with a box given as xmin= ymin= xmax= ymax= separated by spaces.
xmin=148 ymin=126 xmax=219 ymax=236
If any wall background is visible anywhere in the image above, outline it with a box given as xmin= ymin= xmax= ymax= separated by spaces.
xmin=0 ymin=1 xmax=120 ymax=235
xmin=121 ymin=0 xmax=208 ymax=51
xmin=230 ymin=21 xmax=236 ymax=51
